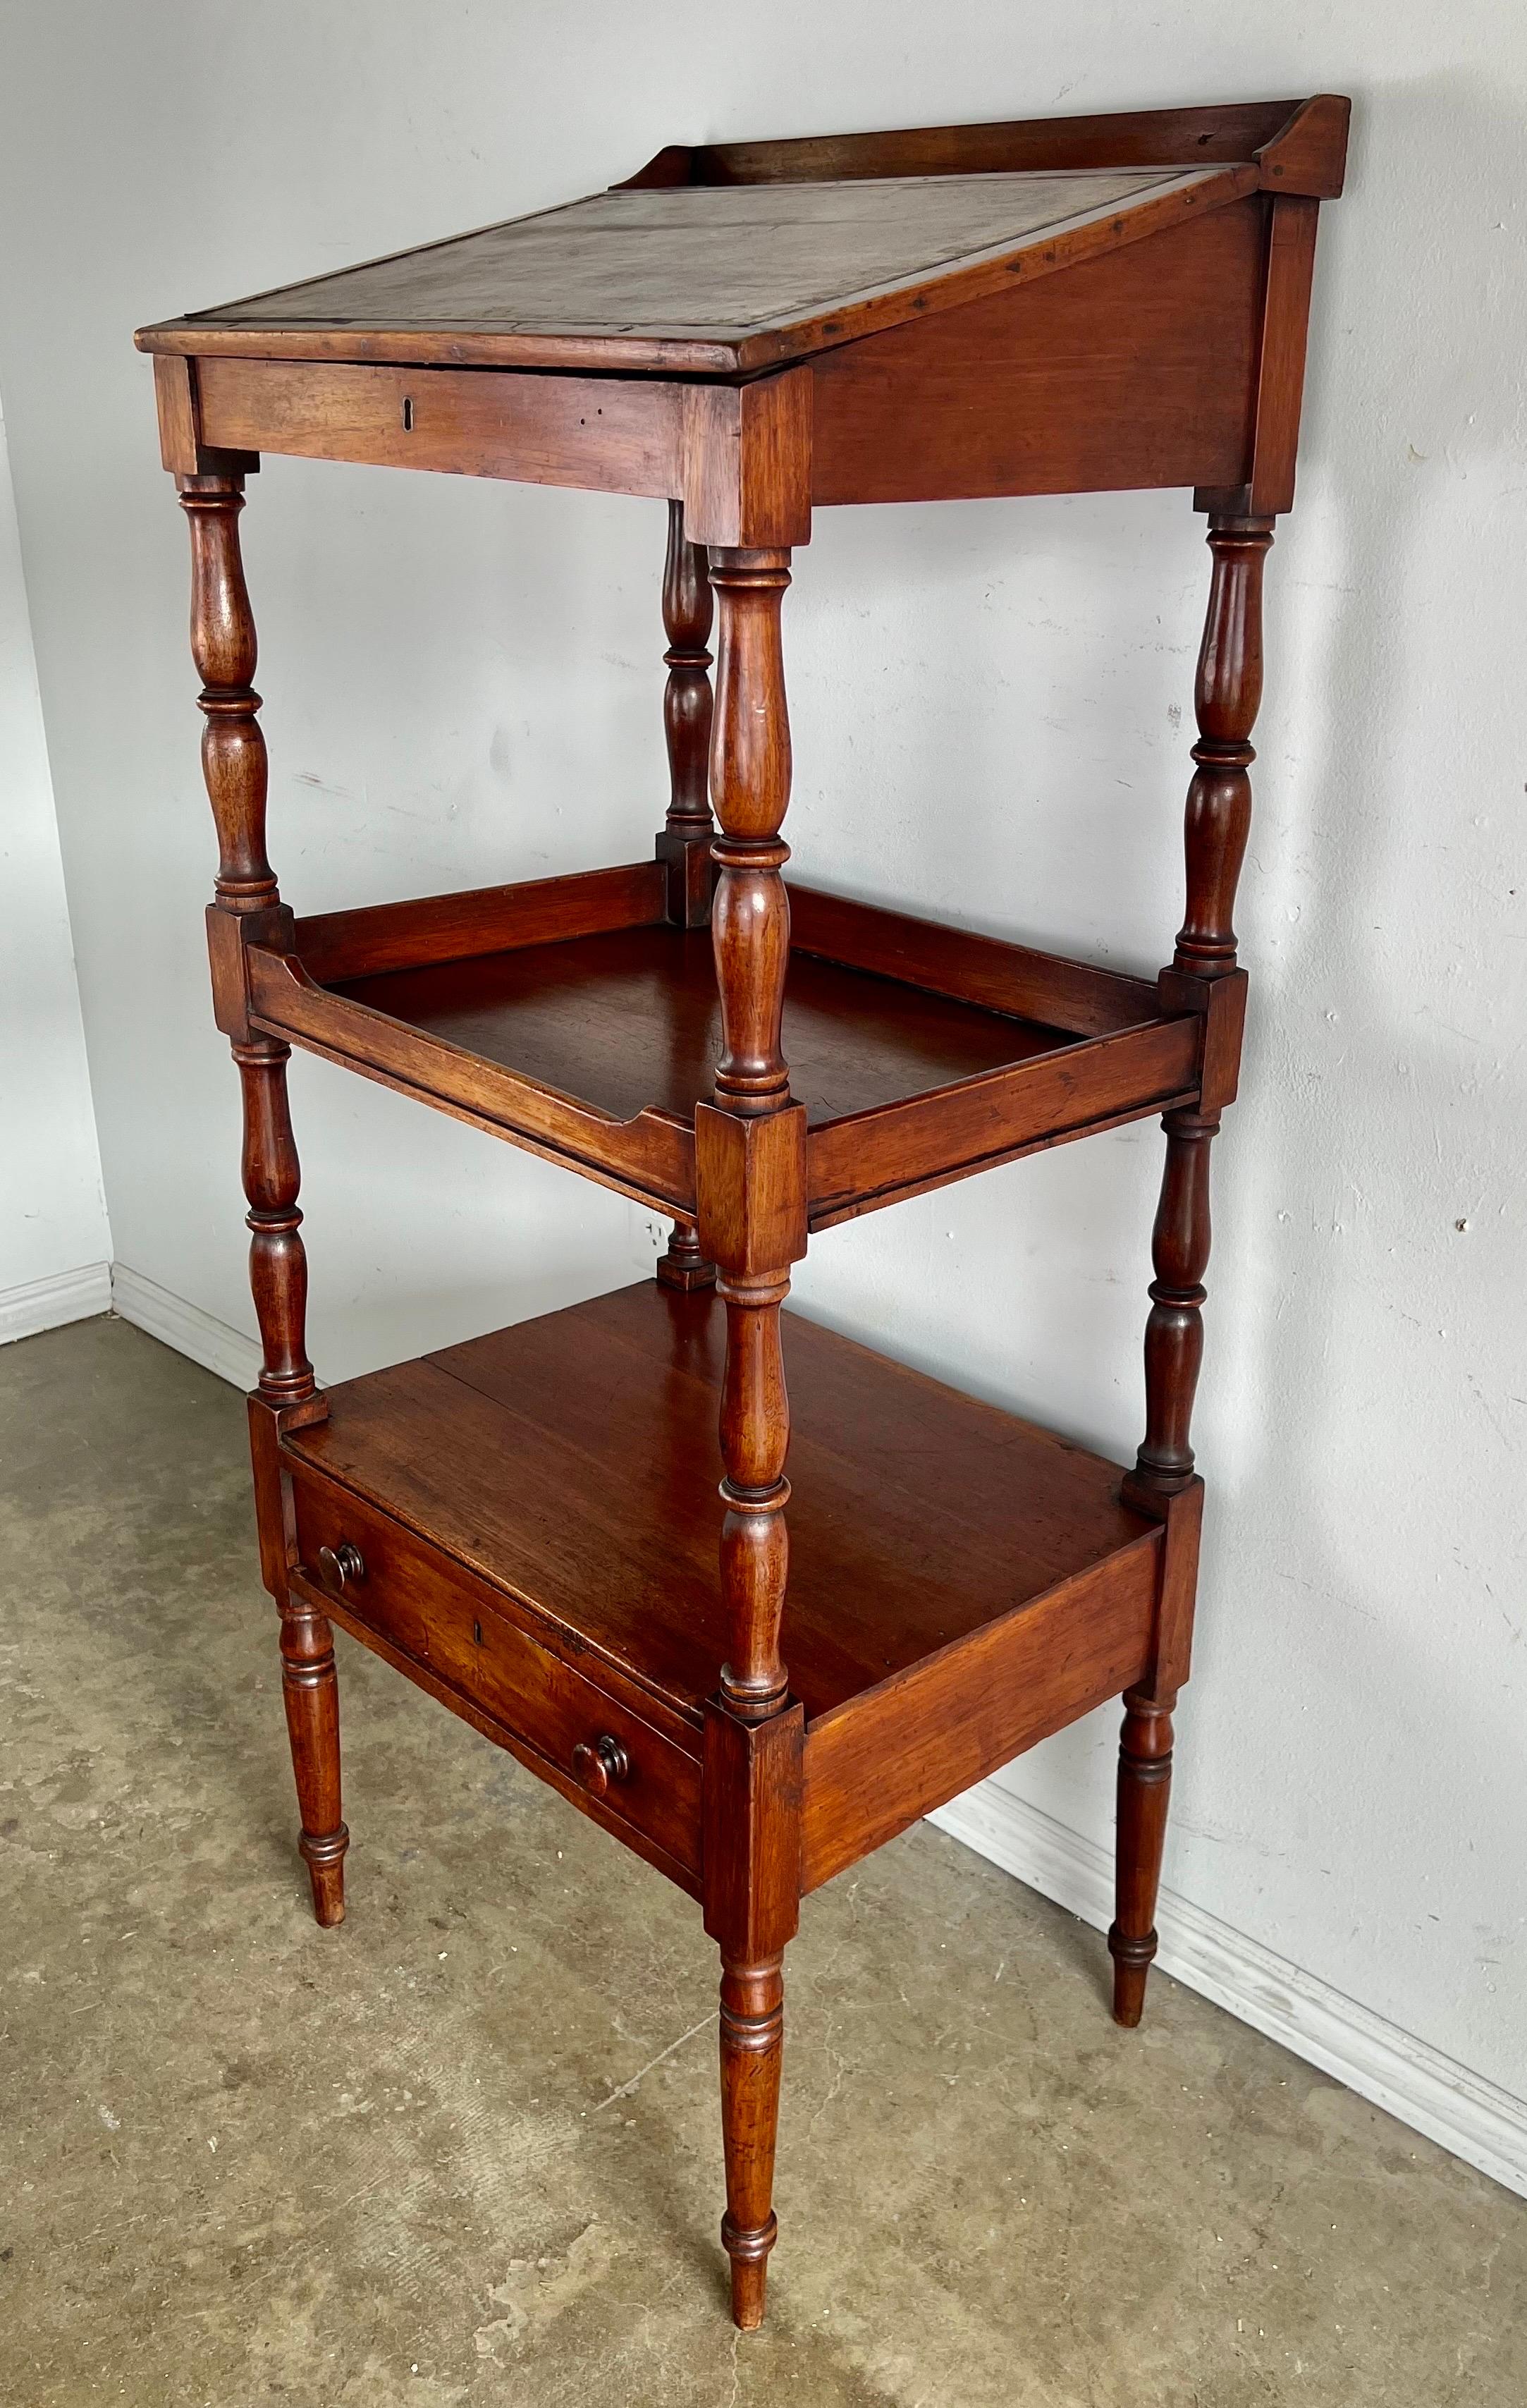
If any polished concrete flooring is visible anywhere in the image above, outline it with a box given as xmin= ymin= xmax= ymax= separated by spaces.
xmin=2 ymin=1313 xmax=1522 ymax=2405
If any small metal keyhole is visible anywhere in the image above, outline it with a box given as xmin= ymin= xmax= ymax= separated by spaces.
xmin=402 ymin=396 xmax=414 ymax=432
xmin=472 ymin=1620 xmax=482 ymax=1645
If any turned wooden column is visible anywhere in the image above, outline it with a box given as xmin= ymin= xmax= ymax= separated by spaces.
xmin=703 ymin=1703 xmax=802 ymax=2330
xmin=700 ymin=544 xmax=804 ymax=2329
xmin=707 ymin=546 xmax=795 ymax=1720
xmin=1112 ymin=513 xmax=1272 ymax=2024
xmin=233 ymin=1039 xmax=315 ymax=1411
xmin=1133 ymin=514 xmax=1272 ymax=1503
xmin=179 ymin=474 xmax=319 ymax=1413
xmin=655 ymin=499 xmax=716 ymax=927
xmin=179 ymin=471 xmax=348 ymax=1926
xmin=1109 ymin=1692 xmax=1175 ymax=2027
xmin=653 ymin=503 xmax=718 ymax=1292
xmin=718 ymin=1955 xmax=785 ymax=2323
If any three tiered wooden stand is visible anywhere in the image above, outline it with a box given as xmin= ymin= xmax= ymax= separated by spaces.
xmin=138 ymin=92 xmax=1348 ymax=2330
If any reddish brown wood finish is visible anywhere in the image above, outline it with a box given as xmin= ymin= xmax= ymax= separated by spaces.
xmin=812 ymin=200 xmax=1264 ymax=507
xmin=1128 ymin=516 xmax=1270 ymax=1513
xmin=178 ymin=476 xmax=276 ymax=917
xmin=709 ymin=549 xmax=795 ymax=1118
xmin=180 ymin=472 xmax=344 ymax=1926
xmin=1198 ymin=196 xmax=1322 ymax=518
xmin=233 ymin=1039 xmax=317 ymax=1412
xmin=655 ymin=1218 xmax=716 ymax=1292
xmin=806 ymin=1014 xmax=1199 ymax=1227
xmin=788 ymin=884 xmax=1163 ymax=1035
xmin=655 ymin=501 xmax=716 ymax=927
xmin=293 ymin=860 xmax=666 ymax=983
xmin=1132 ymin=1108 xmax=1218 ymax=1498
xmin=800 ymin=1539 xmax=1158 ymax=1891
xmin=154 ymin=355 xmax=257 ymax=479
xmin=277 ymin=1588 xmax=349 ymax=1927
xmin=1113 ymin=518 xmax=1272 ymax=2022
xmin=1109 ymin=1691 xmax=1175 ymax=2026
xmin=1175 ymin=520 xmax=1272 ymax=984
xmin=290 ymin=1467 xmax=704 ymax=1884
xmin=245 ymin=889 xmax=1207 ymax=1228
xmin=716 ymin=1276 xmax=792 ymax=1721
xmin=197 ymin=355 xmax=687 ymax=492
xmin=276 ymin=1281 xmax=1156 ymax=1730
xmin=245 ymin=937 xmax=698 ymax=1214
xmin=706 ymin=544 xmax=802 ymax=1732
xmin=703 ymin=1704 xmax=803 ymax=2328
xmin=147 ymin=106 xmax=1343 ymax=2331
xmin=718 ymin=1957 xmax=785 ymax=2327
xmin=634 ymin=95 xmax=1349 ymax=198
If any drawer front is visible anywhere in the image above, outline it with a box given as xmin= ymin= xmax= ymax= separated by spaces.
xmin=289 ymin=1471 xmax=701 ymax=1880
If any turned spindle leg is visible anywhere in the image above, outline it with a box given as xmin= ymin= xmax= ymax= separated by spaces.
xmin=716 ymin=1274 xmax=791 ymax=1718
xmin=1115 ymin=514 xmax=1272 ymax=2022
xmin=235 ymin=1039 xmax=317 ymax=1411
xmin=653 ymin=506 xmax=718 ymax=1288
xmin=278 ymin=1594 xmax=348 ymax=1926
xmin=719 ymin=1955 xmax=785 ymax=2329
xmin=708 ymin=546 xmax=797 ymax=1723
xmin=1133 ymin=1104 xmax=1218 ymax=1494
xmin=235 ymin=1038 xmax=348 ymax=1922
xmin=699 ymin=546 xmax=804 ymax=2328
xmin=655 ymin=499 xmax=716 ymax=928
xmin=180 ymin=471 xmax=347 ymax=1928
xmin=1109 ymin=1692 xmax=1175 ymax=2027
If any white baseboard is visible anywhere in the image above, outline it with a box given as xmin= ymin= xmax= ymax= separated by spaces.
xmin=110 ymin=1261 xmax=261 ymax=1391
xmin=929 ymin=1784 xmax=1527 ymax=2201
xmin=0 ymin=1259 xmax=112 ymax=1346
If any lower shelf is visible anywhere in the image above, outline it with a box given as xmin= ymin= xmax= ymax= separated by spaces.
xmin=279 ymin=1278 xmax=1163 ymax=1893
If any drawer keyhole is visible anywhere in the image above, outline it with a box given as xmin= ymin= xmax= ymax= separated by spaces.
xmin=571 ymin=1735 xmax=630 ymax=1797
xmin=401 ymin=396 xmax=414 ymax=432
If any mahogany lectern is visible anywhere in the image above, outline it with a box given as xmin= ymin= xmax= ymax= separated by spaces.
xmin=137 ymin=92 xmax=1349 ymax=2329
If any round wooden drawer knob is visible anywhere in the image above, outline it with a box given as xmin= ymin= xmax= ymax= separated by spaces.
xmin=571 ymin=1735 xmax=630 ymax=1797
xmin=315 ymin=1541 xmax=366 ymax=1596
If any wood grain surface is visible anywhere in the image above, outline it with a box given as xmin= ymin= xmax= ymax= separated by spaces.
xmin=281 ymin=1281 xmax=1157 ymax=1730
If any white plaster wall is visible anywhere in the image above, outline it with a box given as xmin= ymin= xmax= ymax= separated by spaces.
xmin=0 ymin=4 xmax=1521 ymax=2121
xmin=0 ymin=386 xmax=109 ymax=1311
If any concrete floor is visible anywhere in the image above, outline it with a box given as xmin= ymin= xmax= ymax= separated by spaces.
xmin=1 ymin=1315 xmax=1522 ymax=2407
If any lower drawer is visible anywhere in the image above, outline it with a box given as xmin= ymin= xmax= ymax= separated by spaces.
xmin=288 ymin=1469 xmax=702 ymax=1883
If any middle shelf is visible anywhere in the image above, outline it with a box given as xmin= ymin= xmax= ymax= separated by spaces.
xmin=243 ymin=859 xmax=1203 ymax=1226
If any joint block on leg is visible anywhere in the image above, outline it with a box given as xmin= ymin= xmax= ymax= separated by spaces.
xmin=695 ymin=1102 xmax=807 ymax=1278
xmin=701 ymin=1700 xmax=804 ymax=1960
xmin=206 ymin=901 xmax=295 ymax=1042
xmin=1156 ymin=965 xmax=1249 ymax=1111
xmin=681 ymin=372 xmax=812 ymax=550
xmin=655 ymin=829 xmax=716 ymax=928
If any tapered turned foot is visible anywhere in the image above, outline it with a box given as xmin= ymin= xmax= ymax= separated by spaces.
xmin=1108 ymin=1689 xmax=1174 ymax=2027
xmin=279 ymin=1599 xmax=349 ymax=1928
xmin=299 ymin=1825 xmax=350 ymax=1928
xmin=725 ymin=2226 xmax=776 ymax=2330
xmin=719 ymin=1955 xmax=784 ymax=2328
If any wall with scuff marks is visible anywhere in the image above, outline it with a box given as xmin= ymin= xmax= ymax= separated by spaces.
xmin=0 ymin=6 xmax=1520 ymax=2121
